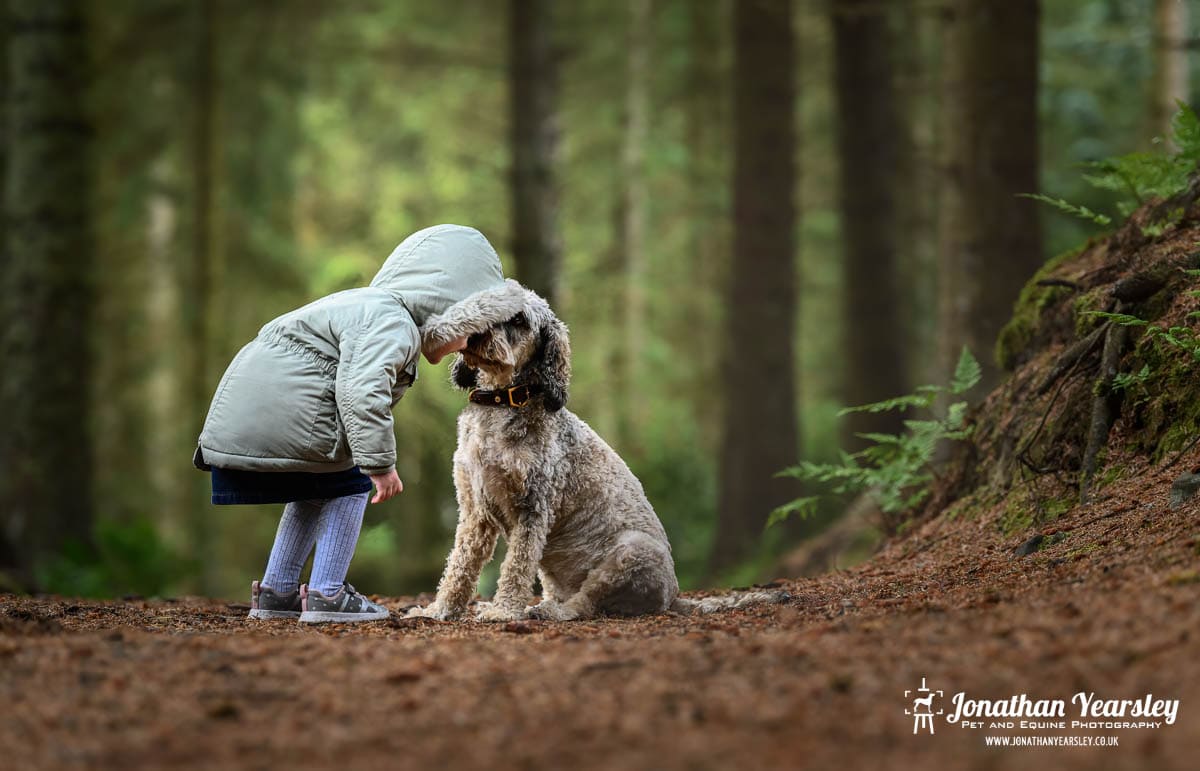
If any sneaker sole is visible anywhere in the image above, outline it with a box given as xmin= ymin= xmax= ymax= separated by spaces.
xmin=298 ymin=609 xmax=391 ymax=624
xmin=248 ymin=609 xmax=302 ymax=620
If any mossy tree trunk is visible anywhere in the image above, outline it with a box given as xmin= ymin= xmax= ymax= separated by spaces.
xmin=710 ymin=0 xmax=799 ymax=575
xmin=832 ymin=0 xmax=909 ymax=445
xmin=0 ymin=0 xmax=92 ymax=586
xmin=937 ymin=0 xmax=1042 ymax=395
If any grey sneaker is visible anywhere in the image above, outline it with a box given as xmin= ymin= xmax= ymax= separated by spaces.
xmin=249 ymin=580 xmax=302 ymax=619
xmin=298 ymin=583 xmax=391 ymax=624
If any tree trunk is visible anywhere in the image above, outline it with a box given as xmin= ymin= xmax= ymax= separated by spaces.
xmin=0 ymin=0 xmax=92 ymax=585
xmin=188 ymin=0 xmax=217 ymax=594
xmin=144 ymin=158 xmax=180 ymax=517
xmin=1151 ymin=0 xmax=1190 ymax=145
xmin=937 ymin=0 xmax=1041 ymax=395
xmin=893 ymin=0 xmax=942 ymax=387
xmin=710 ymin=0 xmax=799 ymax=575
xmin=508 ymin=0 xmax=562 ymax=308
xmin=613 ymin=0 xmax=651 ymax=449
xmin=832 ymin=0 xmax=908 ymax=445
xmin=683 ymin=0 xmax=729 ymax=453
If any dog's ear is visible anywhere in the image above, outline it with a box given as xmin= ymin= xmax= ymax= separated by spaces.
xmin=450 ymin=354 xmax=478 ymax=390
xmin=535 ymin=318 xmax=570 ymax=412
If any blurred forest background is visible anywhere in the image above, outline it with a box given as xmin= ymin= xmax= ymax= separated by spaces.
xmin=0 ymin=0 xmax=1195 ymax=600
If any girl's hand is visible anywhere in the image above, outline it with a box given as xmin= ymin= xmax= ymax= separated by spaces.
xmin=369 ymin=470 xmax=404 ymax=503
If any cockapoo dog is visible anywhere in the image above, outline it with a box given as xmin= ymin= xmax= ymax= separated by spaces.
xmin=408 ymin=282 xmax=781 ymax=622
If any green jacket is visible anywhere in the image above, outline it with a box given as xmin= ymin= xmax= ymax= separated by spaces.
xmin=197 ymin=224 xmax=524 ymax=475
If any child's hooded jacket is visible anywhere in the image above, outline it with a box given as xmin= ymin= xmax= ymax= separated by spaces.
xmin=197 ymin=224 xmax=525 ymax=476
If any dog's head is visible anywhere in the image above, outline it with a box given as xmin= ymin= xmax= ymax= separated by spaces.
xmin=450 ymin=289 xmax=570 ymax=412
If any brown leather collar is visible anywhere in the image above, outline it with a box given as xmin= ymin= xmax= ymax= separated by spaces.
xmin=468 ymin=383 xmax=541 ymax=408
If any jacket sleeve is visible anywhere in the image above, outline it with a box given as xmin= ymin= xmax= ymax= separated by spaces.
xmin=334 ymin=311 xmax=420 ymax=476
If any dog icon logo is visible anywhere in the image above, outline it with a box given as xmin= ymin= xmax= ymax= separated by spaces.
xmin=904 ymin=677 xmax=945 ymax=734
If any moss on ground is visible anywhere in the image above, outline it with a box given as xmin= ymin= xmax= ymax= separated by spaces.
xmin=1071 ymin=286 xmax=1109 ymax=337
xmin=1064 ymin=542 xmax=1102 ymax=560
xmin=1095 ymin=464 xmax=1129 ymax=490
xmin=997 ymin=489 xmax=1075 ymax=537
xmin=995 ymin=246 xmax=1083 ymax=371
xmin=925 ymin=196 xmax=1200 ymax=547
xmin=1122 ymin=329 xmax=1200 ymax=461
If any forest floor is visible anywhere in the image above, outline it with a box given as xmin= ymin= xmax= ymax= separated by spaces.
xmin=2 ymin=453 xmax=1198 ymax=770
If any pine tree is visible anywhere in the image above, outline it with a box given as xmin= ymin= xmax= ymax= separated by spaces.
xmin=832 ymin=0 xmax=909 ymax=444
xmin=710 ymin=0 xmax=800 ymax=574
xmin=937 ymin=0 xmax=1042 ymax=393
xmin=0 ymin=0 xmax=93 ymax=585
xmin=509 ymin=0 xmax=562 ymax=307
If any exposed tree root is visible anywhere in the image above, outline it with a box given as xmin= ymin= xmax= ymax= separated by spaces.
xmin=1035 ymin=321 xmax=1109 ymax=396
xmin=1079 ymin=304 xmax=1130 ymax=503
xmin=1167 ymin=433 xmax=1200 ymax=469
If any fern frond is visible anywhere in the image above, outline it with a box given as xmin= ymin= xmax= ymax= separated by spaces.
xmin=1085 ymin=311 xmax=1149 ymax=327
xmin=765 ymin=497 xmax=820 ymax=529
xmin=837 ymin=392 xmax=937 ymax=416
xmin=950 ymin=347 xmax=982 ymax=394
xmin=1170 ymin=101 xmax=1200 ymax=161
xmin=1018 ymin=193 xmax=1112 ymax=226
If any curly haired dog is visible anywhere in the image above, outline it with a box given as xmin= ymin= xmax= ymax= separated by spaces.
xmin=407 ymin=285 xmax=781 ymax=622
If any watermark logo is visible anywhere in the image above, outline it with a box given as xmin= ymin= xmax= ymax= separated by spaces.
xmin=902 ymin=677 xmax=1179 ymax=745
xmin=904 ymin=677 xmax=945 ymax=734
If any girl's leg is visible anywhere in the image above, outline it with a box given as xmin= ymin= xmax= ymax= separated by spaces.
xmin=261 ymin=499 xmax=324 ymax=593
xmin=309 ymin=492 xmax=370 ymax=597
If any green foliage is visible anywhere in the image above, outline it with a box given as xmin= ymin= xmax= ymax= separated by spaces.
xmin=1083 ymin=103 xmax=1200 ymax=209
xmin=996 ymin=246 xmax=1086 ymax=370
xmin=1111 ymin=364 xmax=1151 ymax=392
xmin=1084 ymin=272 xmax=1200 ymax=412
xmin=1017 ymin=193 xmax=1111 ymax=225
xmin=1028 ymin=102 xmax=1200 ymax=232
xmin=632 ymin=415 xmax=718 ymax=589
xmin=764 ymin=497 xmax=820 ymax=529
xmin=1088 ymin=308 xmax=1200 ymax=361
xmin=36 ymin=519 xmax=195 ymax=599
xmin=769 ymin=348 xmax=981 ymax=529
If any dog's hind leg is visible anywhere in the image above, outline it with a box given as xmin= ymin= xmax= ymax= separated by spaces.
xmin=529 ymin=531 xmax=677 ymax=621
xmin=526 ymin=569 xmax=573 ymax=618
xmin=538 ymin=570 xmax=571 ymax=603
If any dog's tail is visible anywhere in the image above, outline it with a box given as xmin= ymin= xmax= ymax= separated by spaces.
xmin=669 ymin=589 xmax=790 ymax=615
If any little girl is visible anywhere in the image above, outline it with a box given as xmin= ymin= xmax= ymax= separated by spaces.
xmin=194 ymin=224 xmax=525 ymax=623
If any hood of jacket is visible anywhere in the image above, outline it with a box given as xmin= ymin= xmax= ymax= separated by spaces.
xmin=371 ymin=224 xmax=527 ymax=356
xmin=370 ymin=224 xmax=509 ymax=326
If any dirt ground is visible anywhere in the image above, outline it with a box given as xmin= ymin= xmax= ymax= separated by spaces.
xmin=2 ymin=455 xmax=1197 ymax=771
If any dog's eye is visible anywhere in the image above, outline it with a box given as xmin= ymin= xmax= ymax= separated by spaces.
xmin=507 ymin=313 xmax=529 ymax=329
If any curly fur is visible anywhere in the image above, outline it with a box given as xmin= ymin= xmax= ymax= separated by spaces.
xmin=419 ymin=278 xmax=527 ymax=358
xmin=409 ymin=287 xmax=786 ymax=622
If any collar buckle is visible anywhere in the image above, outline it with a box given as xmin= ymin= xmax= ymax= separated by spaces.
xmin=506 ymin=384 xmax=531 ymax=407
xmin=468 ymin=383 xmax=537 ymax=408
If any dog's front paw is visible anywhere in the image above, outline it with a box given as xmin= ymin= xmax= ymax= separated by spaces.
xmin=405 ymin=602 xmax=462 ymax=621
xmin=525 ymin=599 xmax=579 ymax=622
xmin=475 ymin=603 xmax=524 ymax=622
